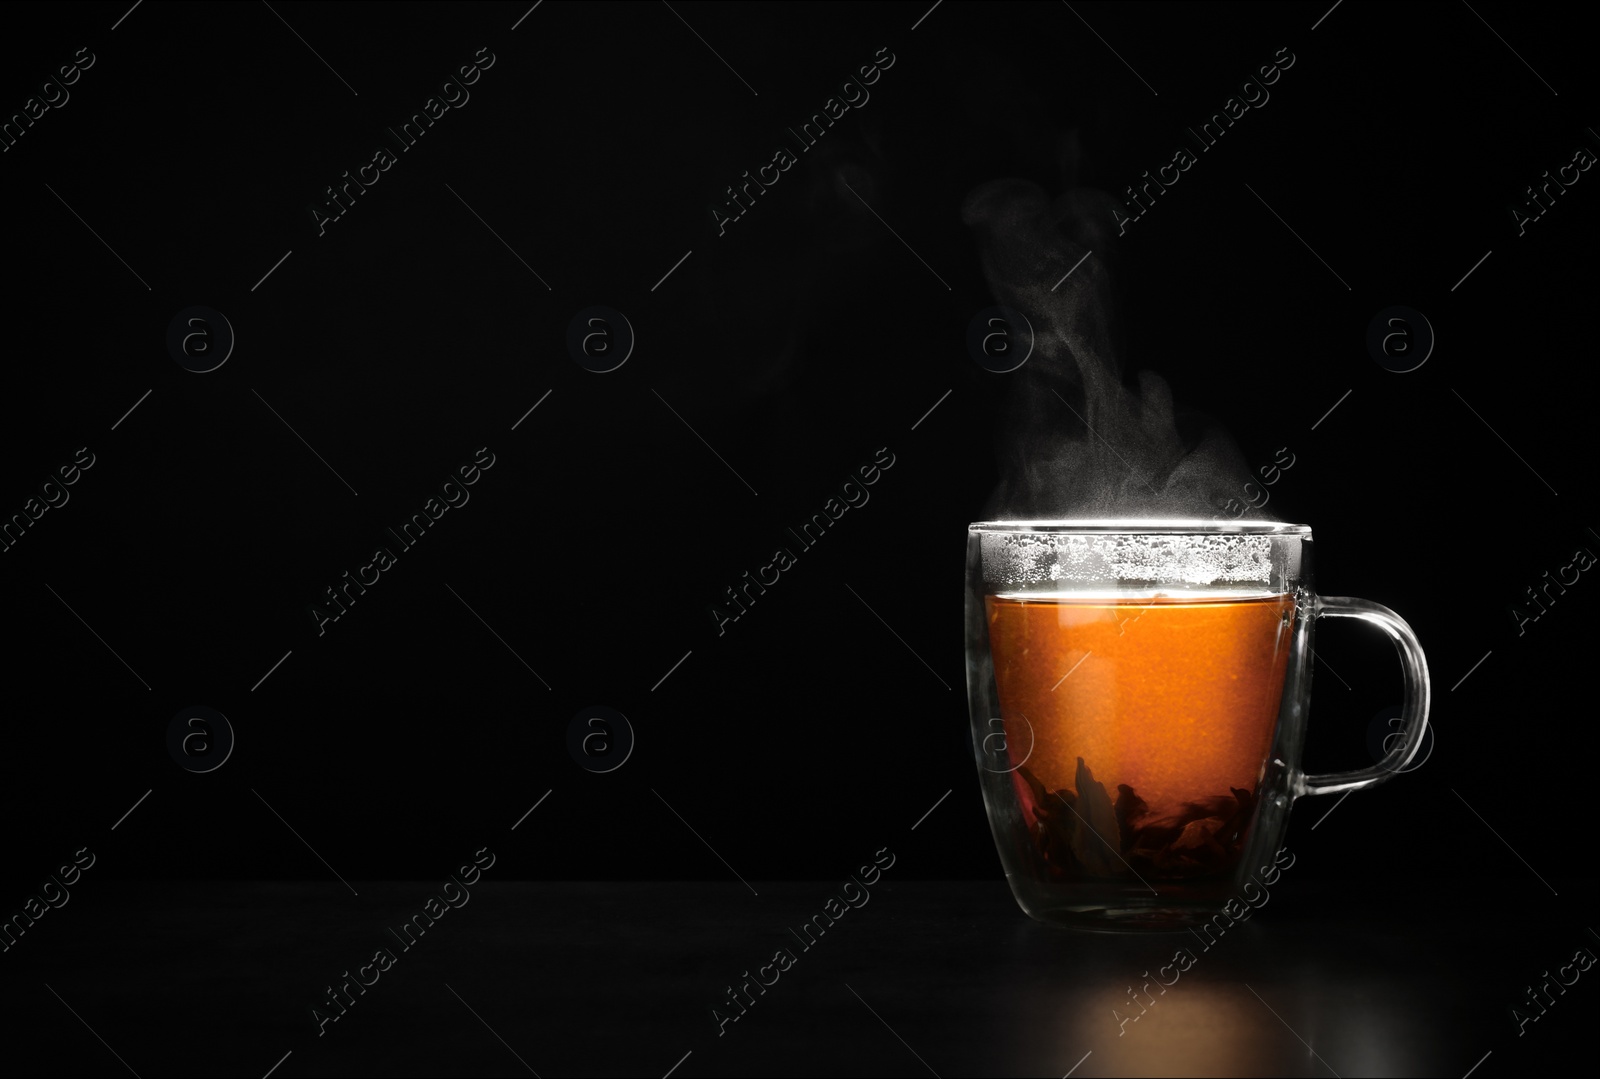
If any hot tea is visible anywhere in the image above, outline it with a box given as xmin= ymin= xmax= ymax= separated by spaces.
xmin=985 ymin=592 xmax=1296 ymax=881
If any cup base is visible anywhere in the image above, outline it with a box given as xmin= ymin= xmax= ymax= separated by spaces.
xmin=1017 ymin=896 xmax=1228 ymax=934
xmin=1022 ymin=902 xmax=1221 ymax=932
xmin=1008 ymin=875 xmax=1246 ymax=932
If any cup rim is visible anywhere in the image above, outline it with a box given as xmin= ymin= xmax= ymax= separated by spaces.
xmin=967 ymin=519 xmax=1312 ymax=535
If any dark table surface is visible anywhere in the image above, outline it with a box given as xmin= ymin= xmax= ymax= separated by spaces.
xmin=2 ymin=879 xmax=1594 ymax=1077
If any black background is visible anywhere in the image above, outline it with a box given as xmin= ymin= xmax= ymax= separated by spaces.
xmin=1 ymin=2 xmax=1595 ymax=1075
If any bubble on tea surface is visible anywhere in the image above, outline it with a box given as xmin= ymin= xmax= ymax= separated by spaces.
xmin=982 ymin=531 xmax=1275 ymax=588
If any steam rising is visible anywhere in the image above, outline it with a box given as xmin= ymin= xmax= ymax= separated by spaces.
xmin=963 ymin=178 xmax=1256 ymax=520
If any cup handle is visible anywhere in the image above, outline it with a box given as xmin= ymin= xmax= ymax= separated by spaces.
xmin=1297 ymin=596 xmax=1432 ymax=797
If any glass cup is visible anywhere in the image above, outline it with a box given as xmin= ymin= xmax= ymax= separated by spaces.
xmin=964 ymin=520 xmax=1430 ymax=929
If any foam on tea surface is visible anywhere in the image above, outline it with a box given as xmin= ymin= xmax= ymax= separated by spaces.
xmin=981 ymin=530 xmax=1277 ymax=588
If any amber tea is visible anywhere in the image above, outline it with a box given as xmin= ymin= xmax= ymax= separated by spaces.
xmin=985 ymin=593 xmax=1296 ymax=882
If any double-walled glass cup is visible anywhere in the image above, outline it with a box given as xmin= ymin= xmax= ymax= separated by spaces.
xmin=965 ymin=521 xmax=1429 ymax=929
